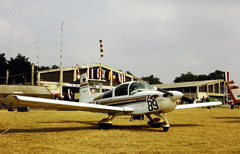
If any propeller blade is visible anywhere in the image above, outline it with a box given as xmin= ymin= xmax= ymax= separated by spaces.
xmin=157 ymin=88 xmax=173 ymax=96
xmin=181 ymin=96 xmax=194 ymax=103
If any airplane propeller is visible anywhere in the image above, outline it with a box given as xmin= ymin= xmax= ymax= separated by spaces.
xmin=157 ymin=88 xmax=185 ymax=102
xmin=180 ymin=96 xmax=194 ymax=103
xmin=156 ymin=88 xmax=173 ymax=97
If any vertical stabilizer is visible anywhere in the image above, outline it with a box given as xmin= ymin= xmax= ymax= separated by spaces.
xmin=79 ymin=73 xmax=91 ymax=102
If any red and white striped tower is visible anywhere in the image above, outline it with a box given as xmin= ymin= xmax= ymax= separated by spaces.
xmin=37 ymin=53 xmax=39 ymax=85
xmin=99 ymin=40 xmax=103 ymax=79
xmin=77 ymin=68 xmax=80 ymax=80
xmin=100 ymin=40 xmax=103 ymax=59
xmin=99 ymin=40 xmax=103 ymax=93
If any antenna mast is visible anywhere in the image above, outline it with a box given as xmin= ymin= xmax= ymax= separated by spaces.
xmin=60 ymin=22 xmax=64 ymax=69
xmin=60 ymin=22 xmax=64 ymax=96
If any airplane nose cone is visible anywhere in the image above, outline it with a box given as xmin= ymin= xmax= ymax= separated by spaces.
xmin=171 ymin=91 xmax=183 ymax=101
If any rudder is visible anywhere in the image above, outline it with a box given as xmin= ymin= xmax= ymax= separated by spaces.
xmin=79 ymin=73 xmax=91 ymax=102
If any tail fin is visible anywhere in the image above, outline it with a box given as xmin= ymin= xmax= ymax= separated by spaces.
xmin=226 ymin=80 xmax=240 ymax=102
xmin=79 ymin=73 xmax=91 ymax=102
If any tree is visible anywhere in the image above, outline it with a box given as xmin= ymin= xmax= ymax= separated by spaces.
xmin=209 ymin=70 xmax=225 ymax=80
xmin=197 ymin=74 xmax=210 ymax=81
xmin=141 ymin=75 xmax=162 ymax=84
xmin=34 ymin=65 xmax=60 ymax=71
xmin=126 ymin=71 xmax=133 ymax=76
xmin=8 ymin=53 xmax=31 ymax=75
xmin=0 ymin=53 xmax=8 ymax=77
xmin=0 ymin=53 xmax=61 ymax=77
xmin=173 ymin=70 xmax=225 ymax=83
xmin=174 ymin=72 xmax=198 ymax=83
xmin=38 ymin=66 xmax=50 ymax=71
xmin=51 ymin=64 xmax=60 ymax=69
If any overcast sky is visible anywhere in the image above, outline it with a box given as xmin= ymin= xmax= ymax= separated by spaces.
xmin=1 ymin=0 xmax=240 ymax=84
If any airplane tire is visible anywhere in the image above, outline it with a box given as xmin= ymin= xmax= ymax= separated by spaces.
xmin=98 ymin=118 xmax=112 ymax=129
xmin=148 ymin=122 xmax=162 ymax=128
xmin=162 ymin=123 xmax=170 ymax=132
xmin=163 ymin=127 xmax=169 ymax=132
xmin=147 ymin=121 xmax=163 ymax=128
xmin=8 ymin=107 xmax=15 ymax=111
xmin=98 ymin=123 xmax=112 ymax=129
xmin=17 ymin=107 xmax=30 ymax=112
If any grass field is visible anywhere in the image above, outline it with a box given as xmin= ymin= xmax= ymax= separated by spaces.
xmin=0 ymin=106 xmax=240 ymax=153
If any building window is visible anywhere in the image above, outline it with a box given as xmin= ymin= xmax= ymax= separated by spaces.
xmin=40 ymin=71 xmax=60 ymax=82
xmin=220 ymin=82 xmax=224 ymax=94
xmin=184 ymin=88 xmax=190 ymax=92
xmin=183 ymin=87 xmax=196 ymax=93
xmin=209 ymin=85 xmax=213 ymax=93
xmin=63 ymin=71 xmax=74 ymax=82
xmin=199 ymin=86 xmax=207 ymax=92
xmin=208 ymin=85 xmax=213 ymax=93
xmin=214 ymin=83 xmax=219 ymax=93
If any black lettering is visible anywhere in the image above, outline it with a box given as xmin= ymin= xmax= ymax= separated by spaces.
xmin=147 ymin=99 xmax=159 ymax=111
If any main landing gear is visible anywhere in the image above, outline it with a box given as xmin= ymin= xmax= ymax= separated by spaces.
xmin=98 ymin=113 xmax=170 ymax=131
xmin=145 ymin=113 xmax=170 ymax=131
xmin=98 ymin=115 xmax=116 ymax=129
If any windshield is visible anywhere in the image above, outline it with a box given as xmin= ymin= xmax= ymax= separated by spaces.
xmin=102 ymin=89 xmax=113 ymax=99
xmin=129 ymin=81 xmax=155 ymax=95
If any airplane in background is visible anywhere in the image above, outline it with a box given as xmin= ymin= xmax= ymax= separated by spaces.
xmin=226 ymin=80 xmax=240 ymax=105
xmin=0 ymin=73 xmax=221 ymax=131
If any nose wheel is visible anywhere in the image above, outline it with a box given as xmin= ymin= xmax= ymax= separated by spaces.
xmin=162 ymin=122 xmax=170 ymax=131
xmin=146 ymin=113 xmax=170 ymax=131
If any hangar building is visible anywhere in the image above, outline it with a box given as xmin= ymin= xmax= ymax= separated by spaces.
xmin=0 ymin=63 xmax=227 ymax=103
xmin=152 ymin=79 xmax=225 ymax=103
xmin=36 ymin=63 xmax=143 ymax=100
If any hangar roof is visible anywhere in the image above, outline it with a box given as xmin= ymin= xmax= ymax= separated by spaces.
xmin=152 ymin=79 xmax=224 ymax=89
xmin=0 ymin=85 xmax=53 ymax=99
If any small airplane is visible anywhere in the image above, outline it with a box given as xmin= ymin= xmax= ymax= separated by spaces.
xmin=225 ymin=80 xmax=240 ymax=105
xmin=0 ymin=73 xmax=221 ymax=131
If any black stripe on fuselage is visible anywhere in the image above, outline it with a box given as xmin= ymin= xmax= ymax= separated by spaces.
xmin=106 ymin=98 xmax=146 ymax=106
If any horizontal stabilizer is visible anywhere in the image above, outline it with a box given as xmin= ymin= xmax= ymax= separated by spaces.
xmin=175 ymin=101 xmax=222 ymax=110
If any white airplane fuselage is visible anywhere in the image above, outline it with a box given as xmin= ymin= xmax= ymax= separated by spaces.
xmin=81 ymin=81 xmax=183 ymax=115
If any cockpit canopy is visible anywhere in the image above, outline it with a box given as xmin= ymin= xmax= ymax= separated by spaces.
xmin=102 ymin=81 xmax=155 ymax=99
xmin=129 ymin=81 xmax=155 ymax=95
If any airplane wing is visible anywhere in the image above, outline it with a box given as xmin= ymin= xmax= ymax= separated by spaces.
xmin=1 ymin=95 xmax=134 ymax=114
xmin=175 ymin=101 xmax=222 ymax=110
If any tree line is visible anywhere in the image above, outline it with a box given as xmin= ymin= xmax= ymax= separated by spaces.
xmin=0 ymin=53 xmax=225 ymax=84
xmin=0 ymin=53 xmax=59 ymax=77
xmin=140 ymin=70 xmax=225 ymax=84
xmin=173 ymin=70 xmax=225 ymax=83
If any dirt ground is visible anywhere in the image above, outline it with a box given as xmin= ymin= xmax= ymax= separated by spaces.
xmin=0 ymin=106 xmax=240 ymax=153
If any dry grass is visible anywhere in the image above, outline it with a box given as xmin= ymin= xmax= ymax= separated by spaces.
xmin=0 ymin=106 xmax=240 ymax=154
